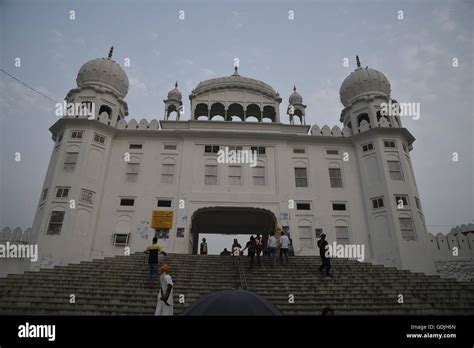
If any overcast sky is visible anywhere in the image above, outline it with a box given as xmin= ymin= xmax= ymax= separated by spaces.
xmin=0 ymin=0 xmax=472 ymax=241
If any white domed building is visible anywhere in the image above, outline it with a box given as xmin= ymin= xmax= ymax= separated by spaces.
xmin=29 ymin=51 xmax=452 ymax=276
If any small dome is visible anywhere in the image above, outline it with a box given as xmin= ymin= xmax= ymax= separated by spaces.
xmin=289 ymin=85 xmax=303 ymax=104
xmin=193 ymin=66 xmax=279 ymax=99
xmin=76 ymin=48 xmax=129 ymax=98
xmin=167 ymin=82 xmax=182 ymax=101
xmin=339 ymin=58 xmax=390 ymax=107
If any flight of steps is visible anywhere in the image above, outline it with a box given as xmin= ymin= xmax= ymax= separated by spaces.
xmin=0 ymin=253 xmax=472 ymax=315
xmin=243 ymin=256 xmax=474 ymax=315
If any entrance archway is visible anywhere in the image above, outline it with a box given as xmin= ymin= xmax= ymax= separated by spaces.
xmin=190 ymin=207 xmax=277 ymax=254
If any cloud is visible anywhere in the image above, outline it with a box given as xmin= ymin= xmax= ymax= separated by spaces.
xmin=200 ymin=68 xmax=214 ymax=77
xmin=432 ymin=7 xmax=456 ymax=32
xmin=0 ymin=76 xmax=56 ymax=116
xmin=129 ymin=77 xmax=148 ymax=94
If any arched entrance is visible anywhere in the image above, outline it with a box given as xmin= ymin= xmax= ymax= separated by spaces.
xmin=190 ymin=207 xmax=277 ymax=254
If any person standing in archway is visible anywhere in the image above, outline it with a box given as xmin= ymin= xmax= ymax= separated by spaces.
xmin=231 ymin=239 xmax=242 ymax=256
xmin=200 ymin=238 xmax=208 ymax=255
xmin=242 ymin=235 xmax=257 ymax=270
xmin=279 ymin=231 xmax=290 ymax=266
xmin=267 ymin=232 xmax=278 ymax=267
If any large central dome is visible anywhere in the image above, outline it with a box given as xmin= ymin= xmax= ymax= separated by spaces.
xmin=192 ymin=67 xmax=279 ymax=98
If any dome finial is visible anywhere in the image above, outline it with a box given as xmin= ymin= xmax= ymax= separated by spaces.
xmin=293 ymin=85 xmax=296 ymax=92
xmin=175 ymin=81 xmax=178 ymax=88
xmin=356 ymin=55 xmax=361 ymax=68
xmin=233 ymin=65 xmax=240 ymax=76
xmin=108 ymin=46 xmax=114 ymax=59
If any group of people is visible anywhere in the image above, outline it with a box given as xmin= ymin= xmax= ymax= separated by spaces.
xmin=214 ymin=231 xmax=292 ymax=270
xmin=145 ymin=231 xmax=333 ymax=316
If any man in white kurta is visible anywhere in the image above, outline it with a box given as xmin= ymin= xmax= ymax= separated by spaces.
xmin=154 ymin=263 xmax=174 ymax=316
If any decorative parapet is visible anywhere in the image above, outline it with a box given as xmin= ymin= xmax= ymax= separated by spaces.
xmin=426 ymin=229 xmax=474 ymax=257
xmin=0 ymin=227 xmax=32 ymax=244
xmin=310 ymin=124 xmax=352 ymax=137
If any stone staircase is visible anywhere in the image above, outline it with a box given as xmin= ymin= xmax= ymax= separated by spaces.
xmin=0 ymin=253 xmax=472 ymax=315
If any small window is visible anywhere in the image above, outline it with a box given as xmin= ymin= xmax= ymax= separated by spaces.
xmin=228 ymin=146 xmax=243 ymax=152
xmin=335 ymin=226 xmax=350 ymax=245
xmin=299 ymin=226 xmax=313 ymax=248
xmin=387 ymin=160 xmax=403 ymax=180
xmin=296 ymin=202 xmax=311 ymax=210
xmin=47 ymin=211 xmax=65 ymax=235
xmin=415 ymin=197 xmax=422 ymax=211
xmin=295 ymin=168 xmax=308 ymax=187
xmin=157 ymin=199 xmax=172 ymax=207
xmin=252 ymin=165 xmax=265 ymax=186
xmin=55 ymin=187 xmax=70 ymax=199
xmin=293 ymin=148 xmax=306 ymax=154
xmin=205 ymin=164 xmax=218 ymax=185
xmin=161 ymin=163 xmax=175 ymax=184
xmin=120 ymin=198 xmax=135 ymax=206
xmin=93 ymin=133 xmax=106 ymax=145
xmin=41 ymin=188 xmax=48 ymax=201
xmin=129 ymin=144 xmax=142 ymax=150
xmin=329 ymin=168 xmax=343 ymax=188
xmin=164 ymin=144 xmax=177 ymax=150
xmin=251 ymin=146 xmax=266 ymax=155
xmin=71 ymin=130 xmax=84 ymax=139
xmin=80 ymin=189 xmax=95 ymax=204
xmin=126 ymin=163 xmax=139 ymax=182
xmin=332 ymin=203 xmax=347 ymax=211
xmin=113 ymin=233 xmax=130 ymax=246
xmin=229 ymin=165 xmax=242 ymax=185
xmin=384 ymin=140 xmax=397 ymax=149
xmin=399 ymin=217 xmax=416 ymax=241
xmin=395 ymin=195 xmax=409 ymax=209
xmin=315 ymin=228 xmax=323 ymax=238
xmin=63 ymin=152 xmax=79 ymax=172
xmin=362 ymin=143 xmax=374 ymax=152
xmin=205 ymin=145 xmax=220 ymax=154
xmin=326 ymin=149 xmax=339 ymax=155
xmin=372 ymin=197 xmax=384 ymax=209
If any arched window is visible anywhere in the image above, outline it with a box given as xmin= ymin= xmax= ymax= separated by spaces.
xmin=210 ymin=103 xmax=225 ymax=120
xmin=262 ymin=105 xmax=276 ymax=122
xmin=357 ymin=113 xmax=370 ymax=127
xmin=99 ymin=105 xmax=112 ymax=120
xmin=227 ymin=103 xmax=244 ymax=121
xmin=194 ymin=103 xmax=209 ymax=120
xmin=246 ymin=104 xmax=261 ymax=121
xmin=167 ymin=105 xmax=178 ymax=120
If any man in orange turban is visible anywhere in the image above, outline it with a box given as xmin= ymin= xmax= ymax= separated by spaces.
xmin=154 ymin=263 xmax=174 ymax=315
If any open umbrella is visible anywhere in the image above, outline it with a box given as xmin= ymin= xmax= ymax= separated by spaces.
xmin=181 ymin=289 xmax=283 ymax=316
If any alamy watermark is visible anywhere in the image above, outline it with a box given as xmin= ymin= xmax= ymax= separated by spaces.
xmin=380 ymin=100 xmax=420 ymax=120
xmin=217 ymin=146 xmax=257 ymax=167
xmin=0 ymin=242 xmax=38 ymax=262
xmin=55 ymin=100 xmax=95 ymax=119
xmin=324 ymin=242 xmax=365 ymax=262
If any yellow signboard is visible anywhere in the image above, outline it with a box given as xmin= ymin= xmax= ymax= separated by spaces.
xmin=151 ymin=211 xmax=174 ymax=229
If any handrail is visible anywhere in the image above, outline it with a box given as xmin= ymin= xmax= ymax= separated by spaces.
xmin=234 ymin=256 xmax=248 ymax=290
